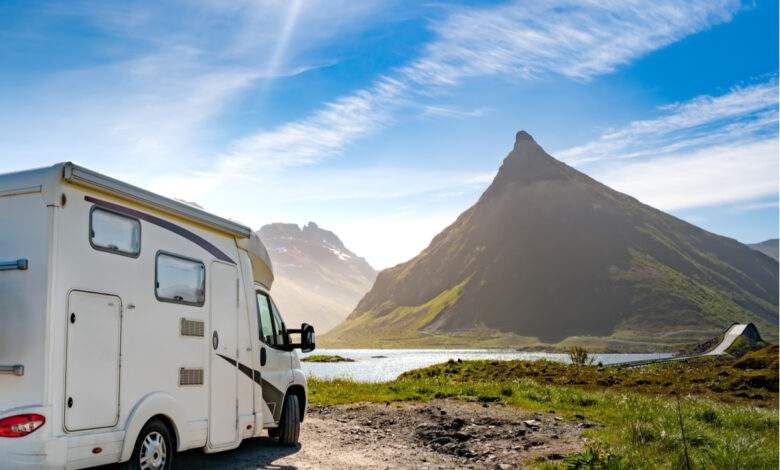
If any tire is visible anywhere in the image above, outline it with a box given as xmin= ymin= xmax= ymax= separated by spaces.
xmin=276 ymin=394 xmax=300 ymax=446
xmin=123 ymin=419 xmax=175 ymax=470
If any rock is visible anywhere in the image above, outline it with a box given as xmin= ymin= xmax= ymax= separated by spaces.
xmin=523 ymin=419 xmax=541 ymax=430
xmin=452 ymin=432 xmax=471 ymax=442
xmin=432 ymin=436 xmax=454 ymax=445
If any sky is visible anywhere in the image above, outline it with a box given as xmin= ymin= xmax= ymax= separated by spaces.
xmin=1 ymin=0 xmax=777 ymax=269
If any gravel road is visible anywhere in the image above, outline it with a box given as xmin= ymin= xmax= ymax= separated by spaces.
xmin=109 ymin=400 xmax=590 ymax=469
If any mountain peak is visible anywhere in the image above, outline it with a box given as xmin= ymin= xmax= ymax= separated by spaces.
xmin=515 ymin=130 xmax=535 ymax=144
xmin=483 ymin=131 xmax=570 ymax=194
xmin=511 ymin=130 xmax=546 ymax=157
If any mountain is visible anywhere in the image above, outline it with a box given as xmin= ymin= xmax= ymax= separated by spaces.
xmin=749 ymin=239 xmax=779 ymax=261
xmin=260 ymin=222 xmax=376 ymax=334
xmin=323 ymin=131 xmax=778 ymax=350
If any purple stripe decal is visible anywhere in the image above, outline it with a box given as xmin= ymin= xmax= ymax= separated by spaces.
xmin=85 ymin=196 xmax=235 ymax=264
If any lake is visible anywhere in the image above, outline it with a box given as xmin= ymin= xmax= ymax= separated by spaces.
xmin=300 ymin=349 xmax=674 ymax=382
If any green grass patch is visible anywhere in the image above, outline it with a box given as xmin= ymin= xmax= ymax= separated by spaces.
xmin=301 ymin=354 xmax=354 ymax=363
xmin=309 ymin=349 xmax=779 ymax=468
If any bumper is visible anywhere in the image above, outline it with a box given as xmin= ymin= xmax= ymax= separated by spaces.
xmin=0 ymin=428 xmax=126 ymax=469
xmin=0 ymin=434 xmax=68 ymax=469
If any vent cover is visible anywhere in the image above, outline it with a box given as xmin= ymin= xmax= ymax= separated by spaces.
xmin=180 ymin=318 xmax=204 ymax=337
xmin=179 ymin=368 xmax=204 ymax=386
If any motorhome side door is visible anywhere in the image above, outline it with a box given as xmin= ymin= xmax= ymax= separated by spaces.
xmin=208 ymin=261 xmax=239 ymax=448
xmin=64 ymin=290 xmax=121 ymax=431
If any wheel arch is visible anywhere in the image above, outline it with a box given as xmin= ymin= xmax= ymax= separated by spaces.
xmin=285 ymin=384 xmax=306 ymax=422
xmin=119 ymin=392 xmax=186 ymax=462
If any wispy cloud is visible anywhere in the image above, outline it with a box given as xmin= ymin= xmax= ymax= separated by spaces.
xmin=554 ymin=78 xmax=779 ymax=211
xmin=422 ymin=105 xmax=490 ymax=119
xmin=211 ymin=0 xmax=740 ymax=174
xmin=593 ymin=138 xmax=779 ymax=211
xmin=402 ymin=0 xmax=739 ymax=85
xmin=558 ymin=79 xmax=779 ymax=164
xmin=0 ymin=1 xmax=392 ymax=174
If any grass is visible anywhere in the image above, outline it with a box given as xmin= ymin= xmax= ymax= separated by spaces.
xmin=301 ymin=354 xmax=354 ymax=363
xmin=308 ymin=346 xmax=779 ymax=468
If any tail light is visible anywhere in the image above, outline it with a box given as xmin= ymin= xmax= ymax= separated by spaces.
xmin=0 ymin=414 xmax=45 ymax=437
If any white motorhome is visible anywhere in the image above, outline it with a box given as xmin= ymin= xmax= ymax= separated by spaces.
xmin=0 ymin=163 xmax=315 ymax=469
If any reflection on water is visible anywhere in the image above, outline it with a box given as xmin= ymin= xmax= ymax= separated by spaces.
xmin=301 ymin=349 xmax=673 ymax=382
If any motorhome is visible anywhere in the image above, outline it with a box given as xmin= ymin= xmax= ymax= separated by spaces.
xmin=0 ymin=162 xmax=315 ymax=469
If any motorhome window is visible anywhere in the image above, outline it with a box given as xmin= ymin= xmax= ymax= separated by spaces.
xmin=270 ymin=300 xmax=288 ymax=345
xmin=155 ymin=253 xmax=205 ymax=306
xmin=90 ymin=207 xmax=141 ymax=256
xmin=256 ymin=292 xmax=275 ymax=344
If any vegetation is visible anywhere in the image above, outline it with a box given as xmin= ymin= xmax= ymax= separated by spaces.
xmin=301 ymin=354 xmax=354 ymax=363
xmin=309 ymin=347 xmax=779 ymax=468
xmin=568 ymin=346 xmax=595 ymax=365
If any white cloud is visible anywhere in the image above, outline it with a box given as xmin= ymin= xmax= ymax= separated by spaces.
xmin=554 ymin=78 xmax=779 ymax=212
xmin=422 ymin=105 xmax=490 ymax=119
xmin=559 ymin=80 xmax=779 ymax=164
xmin=213 ymin=0 xmax=740 ymax=173
xmin=729 ymin=200 xmax=780 ymax=213
xmin=0 ymin=1 xmax=392 ymax=174
xmin=219 ymin=76 xmax=408 ymax=170
xmin=402 ymin=0 xmax=738 ymax=84
xmin=591 ymin=138 xmax=779 ymax=211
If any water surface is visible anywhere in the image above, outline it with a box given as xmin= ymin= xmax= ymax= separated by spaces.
xmin=301 ymin=349 xmax=673 ymax=382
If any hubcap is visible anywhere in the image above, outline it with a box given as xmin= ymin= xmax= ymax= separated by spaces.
xmin=139 ymin=431 xmax=167 ymax=470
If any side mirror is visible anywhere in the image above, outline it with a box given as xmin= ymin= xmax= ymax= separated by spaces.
xmin=300 ymin=323 xmax=315 ymax=353
xmin=286 ymin=323 xmax=315 ymax=353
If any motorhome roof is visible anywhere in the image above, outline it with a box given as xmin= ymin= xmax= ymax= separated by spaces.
xmin=59 ymin=162 xmax=252 ymax=238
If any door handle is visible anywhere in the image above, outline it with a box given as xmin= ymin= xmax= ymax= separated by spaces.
xmin=260 ymin=347 xmax=267 ymax=366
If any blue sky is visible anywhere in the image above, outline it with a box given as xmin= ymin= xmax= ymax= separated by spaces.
xmin=1 ymin=0 xmax=777 ymax=268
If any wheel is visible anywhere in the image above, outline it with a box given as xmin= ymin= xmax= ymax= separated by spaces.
xmin=123 ymin=419 xmax=174 ymax=470
xmin=276 ymin=393 xmax=300 ymax=446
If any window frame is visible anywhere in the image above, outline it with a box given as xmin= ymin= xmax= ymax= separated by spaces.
xmin=154 ymin=250 xmax=206 ymax=307
xmin=255 ymin=290 xmax=289 ymax=350
xmin=88 ymin=205 xmax=142 ymax=258
xmin=269 ymin=298 xmax=289 ymax=347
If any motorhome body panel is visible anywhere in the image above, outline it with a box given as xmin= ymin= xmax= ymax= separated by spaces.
xmin=0 ymin=184 xmax=50 ymax=414
xmin=50 ymin=184 xmax=242 ymax=448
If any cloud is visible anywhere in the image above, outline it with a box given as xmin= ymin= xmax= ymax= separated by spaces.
xmin=213 ymin=0 xmax=740 ymax=173
xmin=553 ymin=78 xmax=779 ymax=211
xmin=591 ymin=138 xmax=779 ymax=211
xmin=402 ymin=0 xmax=739 ymax=84
xmin=422 ymin=105 xmax=491 ymax=119
xmin=218 ymin=76 xmax=409 ymax=170
xmin=0 ymin=1 xmax=392 ymax=174
xmin=558 ymin=79 xmax=779 ymax=164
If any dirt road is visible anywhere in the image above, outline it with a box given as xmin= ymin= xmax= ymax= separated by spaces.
xmin=162 ymin=400 xmax=590 ymax=469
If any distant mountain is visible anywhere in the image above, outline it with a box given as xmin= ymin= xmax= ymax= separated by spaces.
xmin=323 ymin=131 xmax=778 ymax=350
xmin=749 ymin=239 xmax=779 ymax=261
xmin=260 ymin=222 xmax=376 ymax=334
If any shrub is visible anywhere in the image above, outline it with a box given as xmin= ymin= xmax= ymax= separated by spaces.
xmin=569 ymin=346 xmax=595 ymax=365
